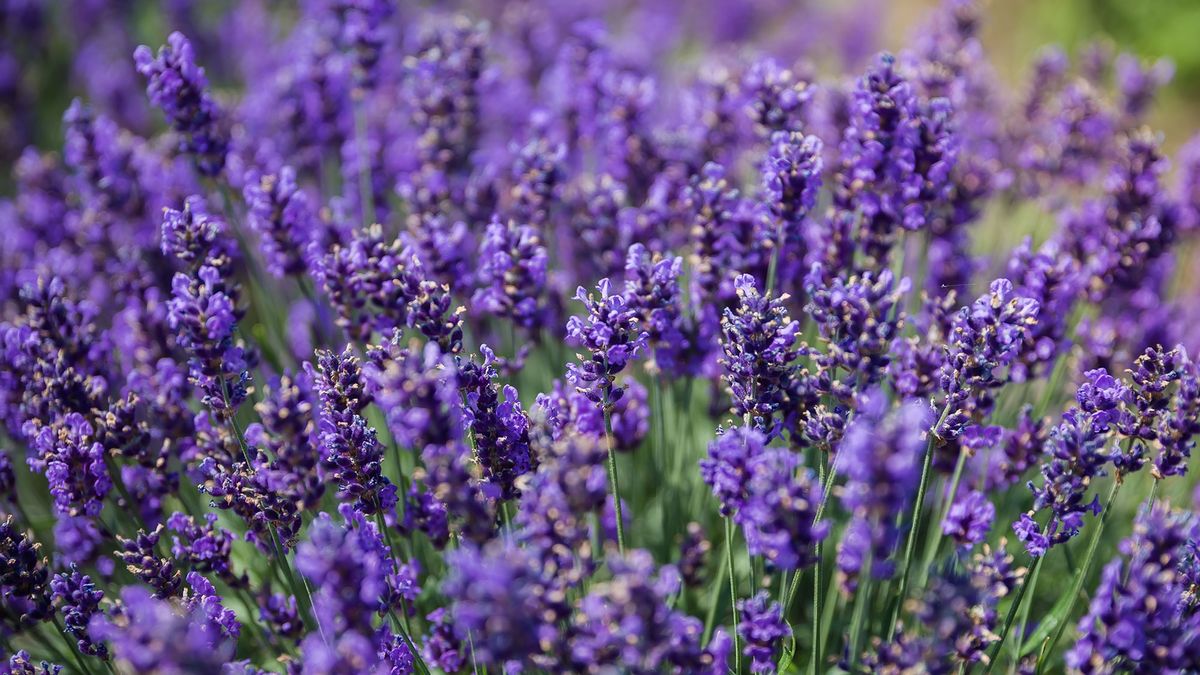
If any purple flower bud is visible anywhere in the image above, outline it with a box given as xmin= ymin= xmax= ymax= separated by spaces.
xmin=459 ymin=345 xmax=536 ymax=499
xmin=181 ymin=572 xmax=240 ymax=645
xmin=116 ymin=525 xmax=182 ymax=599
xmin=35 ymin=412 xmax=111 ymax=518
xmin=1067 ymin=502 xmax=1200 ymax=672
xmin=623 ymin=243 xmax=689 ymax=377
xmin=742 ymin=57 xmax=813 ymax=138
xmin=571 ymin=550 xmax=704 ymax=671
xmin=365 ymin=340 xmax=463 ymax=453
xmin=837 ymin=394 xmax=932 ymax=589
xmin=443 ymin=540 xmax=563 ymax=670
xmin=938 ymin=279 xmax=1039 ymax=441
xmin=167 ymin=511 xmax=246 ymax=589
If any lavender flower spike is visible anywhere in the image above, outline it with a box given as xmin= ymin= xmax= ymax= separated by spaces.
xmin=134 ymin=32 xmax=227 ymax=175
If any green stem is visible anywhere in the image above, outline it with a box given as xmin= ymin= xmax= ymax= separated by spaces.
xmin=916 ymin=447 xmax=969 ymax=589
xmin=765 ymin=232 xmax=781 ymax=298
xmin=1036 ymin=478 xmax=1123 ymax=673
xmin=810 ymin=555 xmax=822 ymax=675
xmin=888 ymin=404 xmax=950 ymax=639
xmin=603 ymin=406 xmax=626 ymax=555
xmin=725 ymin=517 xmax=742 ymax=675
xmin=701 ymin=537 xmax=730 ymax=644
xmin=809 ymin=457 xmax=829 ymax=675
xmin=985 ymin=554 xmax=1043 ymax=674
xmin=1144 ymin=477 xmax=1160 ymax=508
xmin=817 ymin=565 xmax=840 ymax=667
xmin=846 ymin=558 xmax=874 ymax=668
xmin=1010 ymin=554 xmax=1044 ymax=669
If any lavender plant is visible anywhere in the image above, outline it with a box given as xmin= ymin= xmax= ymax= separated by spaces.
xmin=2 ymin=1 xmax=1200 ymax=673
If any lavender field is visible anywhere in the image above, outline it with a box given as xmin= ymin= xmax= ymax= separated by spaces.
xmin=2 ymin=0 xmax=1200 ymax=673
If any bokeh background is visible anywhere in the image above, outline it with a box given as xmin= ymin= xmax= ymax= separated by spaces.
xmin=6 ymin=0 xmax=1200 ymax=171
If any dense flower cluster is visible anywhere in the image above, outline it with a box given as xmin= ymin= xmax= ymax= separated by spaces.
xmin=4 ymin=0 xmax=1200 ymax=672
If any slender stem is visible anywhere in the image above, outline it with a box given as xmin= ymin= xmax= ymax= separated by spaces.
xmin=916 ymin=447 xmax=969 ymax=589
xmin=701 ymin=537 xmax=730 ymax=644
xmin=765 ymin=232 xmax=782 ymax=298
xmin=1009 ymin=554 xmax=1044 ymax=669
xmin=1036 ymin=478 xmax=1123 ymax=673
xmin=888 ymin=405 xmax=949 ymax=639
xmin=603 ymin=406 xmax=626 ymax=555
xmin=985 ymin=554 xmax=1044 ymax=674
xmin=847 ymin=560 xmax=874 ymax=668
xmin=725 ymin=517 xmax=741 ymax=675
xmin=810 ymin=554 xmax=822 ymax=675
xmin=809 ymin=456 xmax=829 ymax=675
xmin=817 ymin=563 xmax=840 ymax=667
xmin=1144 ymin=477 xmax=1160 ymax=508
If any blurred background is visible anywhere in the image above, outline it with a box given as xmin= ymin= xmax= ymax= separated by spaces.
xmin=900 ymin=0 xmax=1200 ymax=144
xmin=5 ymin=0 xmax=1200 ymax=172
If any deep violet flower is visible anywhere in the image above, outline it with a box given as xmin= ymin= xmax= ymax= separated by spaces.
xmin=472 ymin=216 xmax=549 ymax=330
xmin=737 ymin=592 xmax=789 ymax=673
xmin=134 ymin=32 xmax=228 ymax=175
xmin=566 ymin=278 xmax=648 ymax=410
xmin=719 ymin=274 xmax=800 ymax=433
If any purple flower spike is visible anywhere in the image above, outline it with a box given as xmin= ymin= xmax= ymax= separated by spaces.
xmin=834 ymin=53 xmax=958 ymax=270
xmin=938 ymin=278 xmax=1039 ymax=441
xmin=443 ymin=540 xmax=563 ymax=670
xmin=242 ymin=166 xmax=318 ymax=278
xmin=35 ymin=412 xmax=111 ymax=518
xmin=837 ymin=394 xmax=932 ymax=589
xmin=134 ymin=32 xmax=227 ymax=175
xmin=700 ymin=426 xmax=767 ymax=517
xmin=51 ymin=565 xmax=107 ymax=659
xmin=566 ymin=278 xmax=649 ymax=410
xmin=737 ymin=592 xmax=789 ymax=673
xmin=941 ymin=489 xmax=995 ymax=548
xmin=182 ymin=571 xmax=240 ymax=645
xmin=1068 ymin=503 xmax=1200 ymax=672
xmin=90 ymin=586 xmax=234 ymax=672
xmin=623 ymin=243 xmax=689 ymax=377
xmin=742 ymin=57 xmax=813 ymax=138
xmin=720 ymin=274 xmax=800 ymax=433
xmin=472 ymin=216 xmax=549 ymax=330
xmin=739 ymin=448 xmax=829 ymax=570
xmin=571 ymin=550 xmax=705 ymax=672
xmin=459 ymin=345 xmax=536 ymax=499
xmin=761 ymin=131 xmax=823 ymax=288
xmin=310 ymin=346 xmax=397 ymax=515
